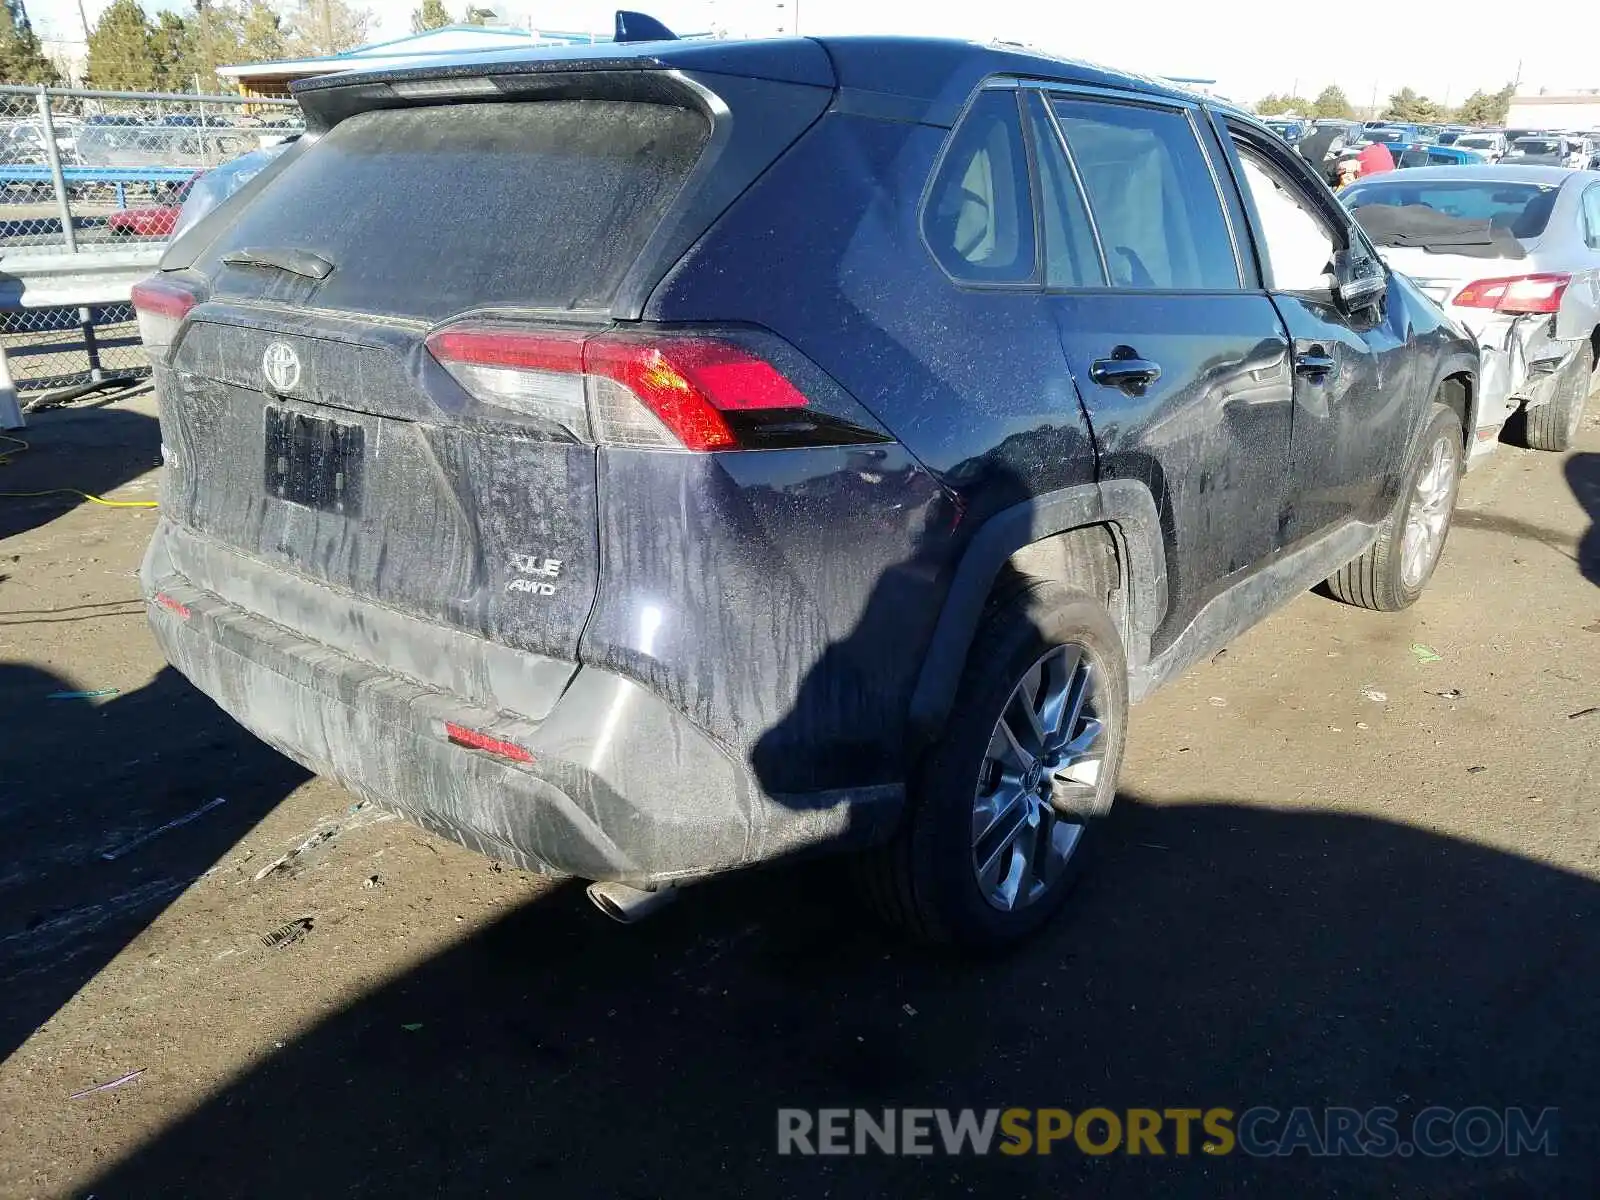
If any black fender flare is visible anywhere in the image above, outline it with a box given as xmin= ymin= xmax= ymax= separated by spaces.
xmin=906 ymin=478 xmax=1168 ymax=744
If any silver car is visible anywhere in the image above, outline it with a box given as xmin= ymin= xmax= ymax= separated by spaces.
xmin=1343 ymin=165 xmax=1600 ymax=455
xmin=1453 ymin=131 xmax=1507 ymax=162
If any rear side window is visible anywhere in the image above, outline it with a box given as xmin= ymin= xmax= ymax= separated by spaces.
xmin=1583 ymin=185 xmax=1600 ymax=249
xmin=1022 ymin=92 xmax=1105 ymax=288
xmin=206 ymin=100 xmax=709 ymax=320
xmin=1050 ymin=98 xmax=1239 ymax=290
xmin=923 ymin=90 xmax=1036 ymax=284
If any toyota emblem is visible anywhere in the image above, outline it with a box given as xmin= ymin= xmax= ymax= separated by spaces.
xmin=262 ymin=341 xmax=301 ymax=393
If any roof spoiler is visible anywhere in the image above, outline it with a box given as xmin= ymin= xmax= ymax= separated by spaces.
xmin=614 ymin=10 xmax=678 ymax=42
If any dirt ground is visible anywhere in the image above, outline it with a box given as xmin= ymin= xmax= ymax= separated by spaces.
xmin=1 ymin=393 xmax=1597 ymax=1199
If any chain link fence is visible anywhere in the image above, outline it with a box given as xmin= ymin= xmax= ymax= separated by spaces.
xmin=1 ymin=301 xmax=143 ymax=396
xmin=0 ymin=85 xmax=301 ymax=403
xmin=1 ymin=85 xmax=300 ymax=250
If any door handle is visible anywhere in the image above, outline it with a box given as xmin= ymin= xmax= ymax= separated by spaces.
xmin=1294 ymin=352 xmax=1336 ymax=378
xmin=1089 ymin=351 xmax=1162 ymax=394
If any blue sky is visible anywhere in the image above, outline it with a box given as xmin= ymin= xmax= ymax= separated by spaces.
xmin=25 ymin=0 xmax=1593 ymax=105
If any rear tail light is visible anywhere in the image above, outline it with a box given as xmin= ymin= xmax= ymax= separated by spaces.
xmin=425 ymin=324 xmax=856 ymax=452
xmin=1452 ymin=273 xmax=1570 ymax=314
xmin=130 ymin=276 xmax=198 ymax=354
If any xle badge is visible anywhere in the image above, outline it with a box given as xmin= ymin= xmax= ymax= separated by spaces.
xmin=507 ymin=554 xmax=562 ymax=596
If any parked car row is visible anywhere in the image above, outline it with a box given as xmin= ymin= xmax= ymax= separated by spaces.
xmin=1266 ymin=115 xmax=1600 ymax=178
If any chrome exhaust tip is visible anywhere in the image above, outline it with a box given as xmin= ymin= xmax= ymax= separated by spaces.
xmin=585 ymin=880 xmax=678 ymax=924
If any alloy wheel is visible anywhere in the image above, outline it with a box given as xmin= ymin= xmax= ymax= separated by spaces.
xmin=971 ymin=644 xmax=1106 ymax=911
xmin=1400 ymin=434 xmax=1455 ymax=589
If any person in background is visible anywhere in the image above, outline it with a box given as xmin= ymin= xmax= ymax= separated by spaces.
xmin=1357 ymin=139 xmax=1395 ymax=178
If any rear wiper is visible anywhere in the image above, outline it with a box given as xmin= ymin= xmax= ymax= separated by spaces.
xmin=220 ymin=246 xmax=334 ymax=281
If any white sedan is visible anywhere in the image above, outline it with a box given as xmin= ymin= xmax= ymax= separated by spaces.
xmin=1344 ymin=165 xmax=1600 ymax=455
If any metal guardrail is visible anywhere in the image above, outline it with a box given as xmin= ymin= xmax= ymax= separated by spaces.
xmin=0 ymin=244 xmax=162 ymax=428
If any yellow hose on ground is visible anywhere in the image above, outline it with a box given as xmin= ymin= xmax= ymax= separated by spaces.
xmin=0 ymin=434 xmax=159 ymax=508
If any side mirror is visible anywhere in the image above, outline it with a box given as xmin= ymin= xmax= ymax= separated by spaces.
xmin=1334 ymin=248 xmax=1386 ymax=311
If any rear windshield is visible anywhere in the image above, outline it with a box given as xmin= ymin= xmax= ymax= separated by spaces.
xmin=206 ymin=100 xmax=709 ymax=320
xmin=1367 ymin=129 xmax=1405 ymax=142
xmin=1340 ymin=180 xmax=1559 ymax=239
xmin=1511 ymin=138 xmax=1562 ymax=155
xmin=1456 ymin=135 xmax=1496 ymax=148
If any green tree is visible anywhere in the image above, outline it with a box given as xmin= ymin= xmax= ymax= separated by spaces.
xmin=1454 ymin=83 xmax=1515 ymax=126
xmin=86 ymin=0 xmax=160 ymax=91
xmin=239 ymin=0 xmax=285 ymax=59
xmin=151 ymin=10 xmax=193 ymax=91
xmin=1311 ymin=85 xmax=1354 ymax=119
xmin=411 ymin=0 xmax=450 ymax=32
xmin=185 ymin=0 xmax=250 ymax=86
xmin=1255 ymin=93 xmax=1312 ymax=116
xmin=1383 ymin=87 xmax=1447 ymax=123
xmin=285 ymin=0 xmax=371 ymax=57
xmin=0 ymin=3 xmax=61 ymax=84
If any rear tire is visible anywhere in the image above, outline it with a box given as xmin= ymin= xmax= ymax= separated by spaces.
xmin=861 ymin=581 xmax=1128 ymax=948
xmin=1524 ymin=340 xmax=1593 ymax=453
xmin=1326 ymin=402 xmax=1462 ymax=611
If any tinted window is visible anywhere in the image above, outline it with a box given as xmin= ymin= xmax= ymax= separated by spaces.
xmin=1234 ymin=145 xmax=1338 ymax=292
xmin=1340 ymin=179 xmax=1560 ymax=238
xmin=206 ymin=100 xmax=709 ymax=320
xmin=1512 ymin=138 xmax=1563 ymax=156
xmin=1368 ymin=129 xmax=1405 ymax=143
xmin=1050 ymin=98 xmax=1239 ymax=290
xmin=924 ymin=90 xmax=1036 ymax=284
xmin=1022 ymin=93 xmax=1105 ymax=288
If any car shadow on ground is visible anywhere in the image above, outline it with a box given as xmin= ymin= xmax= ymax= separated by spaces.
xmin=83 ymin=795 xmax=1599 ymax=1198
xmin=1567 ymin=451 xmax=1599 ymax=587
xmin=0 ymin=404 xmax=160 ymax=540
xmin=0 ymin=663 xmax=309 ymax=1058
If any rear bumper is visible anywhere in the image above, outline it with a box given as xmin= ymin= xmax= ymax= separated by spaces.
xmin=142 ymin=520 xmax=901 ymax=884
xmin=1448 ymin=309 xmax=1582 ymax=461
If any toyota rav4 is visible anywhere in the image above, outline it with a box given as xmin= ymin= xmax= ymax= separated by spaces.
xmin=136 ymin=33 xmax=1478 ymax=945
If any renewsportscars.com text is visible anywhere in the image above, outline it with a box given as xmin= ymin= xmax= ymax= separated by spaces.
xmin=777 ymin=1106 xmax=1558 ymax=1158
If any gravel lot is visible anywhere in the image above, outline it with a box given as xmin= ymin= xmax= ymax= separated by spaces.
xmin=1 ymin=394 xmax=1596 ymax=1198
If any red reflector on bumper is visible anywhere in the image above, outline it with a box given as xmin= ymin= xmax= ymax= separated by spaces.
xmin=444 ymin=722 xmax=534 ymax=764
xmin=154 ymin=592 xmax=191 ymax=619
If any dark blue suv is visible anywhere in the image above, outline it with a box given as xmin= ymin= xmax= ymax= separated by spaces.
xmin=135 ymin=34 xmax=1477 ymax=945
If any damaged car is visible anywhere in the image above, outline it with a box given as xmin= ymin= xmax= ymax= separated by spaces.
xmin=1345 ymin=165 xmax=1600 ymax=453
xmin=135 ymin=33 xmax=1478 ymax=945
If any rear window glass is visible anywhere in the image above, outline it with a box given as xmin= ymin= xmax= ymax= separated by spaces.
xmin=1340 ymin=180 xmax=1559 ymax=239
xmin=1511 ymin=138 xmax=1562 ymax=156
xmin=206 ymin=100 xmax=708 ymax=320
